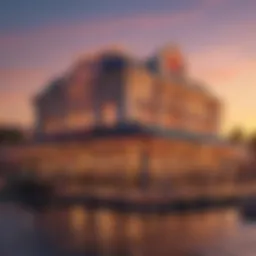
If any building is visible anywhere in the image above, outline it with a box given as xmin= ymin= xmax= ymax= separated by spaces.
xmin=2 ymin=44 xmax=237 ymax=182
xmin=34 ymin=45 xmax=220 ymax=137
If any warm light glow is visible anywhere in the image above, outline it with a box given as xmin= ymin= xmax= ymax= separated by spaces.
xmin=102 ymin=102 xmax=117 ymax=126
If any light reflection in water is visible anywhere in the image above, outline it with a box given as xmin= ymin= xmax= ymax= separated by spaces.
xmin=96 ymin=209 xmax=115 ymax=255
xmin=69 ymin=206 xmax=87 ymax=247
xmin=39 ymin=207 xmax=256 ymax=256
xmin=126 ymin=214 xmax=144 ymax=256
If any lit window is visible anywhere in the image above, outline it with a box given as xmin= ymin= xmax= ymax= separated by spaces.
xmin=102 ymin=102 xmax=116 ymax=126
xmin=65 ymin=111 xmax=94 ymax=130
xmin=137 ymin=100 xmax=154 ymax=124
xmin=44 ymin=118 xmax=62 ymax=134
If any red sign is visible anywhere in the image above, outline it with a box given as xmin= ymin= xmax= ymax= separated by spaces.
xmin=166 ymin=56 xmax=182 ymax=71
xmin=163 ymin=47 xmax=184 ymax=73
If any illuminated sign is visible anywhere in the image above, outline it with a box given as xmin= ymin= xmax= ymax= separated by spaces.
xmin=166 ymin=52 xmax=183 ymax=71
xmin=160 ymin=45 xmax=185 ymax=74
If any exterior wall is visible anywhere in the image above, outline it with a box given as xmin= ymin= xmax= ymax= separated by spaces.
xmin=35 ymin=59 xmax=97 ymax=135
xmin=5 ymin=46 xmax=238 ymax=191
xmin=157 ymin=81 xmax=186 ymax=129
xmin=124 ymin=67 xmax=221 ymax=136
xmin=93 ymin=65 xmax=125 ymax=126
xmin=64 ymin=61 xmax=95 ymax=131
xmin=125 ymin=67 xmax=156 ymax=125
xmin=183 ymin=88 xmax=210 ymax=134
xmin=147 ymin=139 xmax=233 ymax=180
xmin=35 ymin=48 xmax=221 ymax=138
xmin=35 ymin=53 xmax=130 ymax=135
xmin=1 ymin=136 xmax=236 ymax=183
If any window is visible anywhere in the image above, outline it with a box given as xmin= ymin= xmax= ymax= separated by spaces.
xmin=203 ymin=100 xmax=219 ymax=132
xmin=136 ymin=100 xmax=155 ymax=124
xmin=44 ymin=118 xmax=62 ymax=134
xmin=102 ymin=102 xmax=117 ymax=126
xmin=169 ymin=102 xmax=184 ymax=121
xmin=69 ymin=82 xmax=85 ymax=102
xmin=65 ymin=111 xmax=94 ymax=130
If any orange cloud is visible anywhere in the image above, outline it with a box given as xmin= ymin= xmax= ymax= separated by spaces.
xmin=0 ymin=68 xmax=50 ymax=93
xmin=189 ymin=46 xmax=256 ymax=134
xmin=0 ymin=68 xmax=52 ymax=126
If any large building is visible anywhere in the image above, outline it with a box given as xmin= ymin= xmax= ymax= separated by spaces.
xmin=34 ymin=45 xmax=220 ymax=137
xmin=2 ymin=45 xmax=237 ymax=182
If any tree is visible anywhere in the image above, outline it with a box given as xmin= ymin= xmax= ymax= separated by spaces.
xmin=0 ymin=126 xmax=24 ymax=145
xmin=228 ymin=127 xmax=245 ymax=144
xmin=248 ymin=132 xmax=256 ymax=153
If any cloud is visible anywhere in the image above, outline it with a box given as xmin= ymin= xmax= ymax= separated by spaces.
xmin=201 ymin=0 xmax=227 ymax=8
xmin=0 ymin=0 xmax=233 ymax=70
xmin=0 ymin=91 xmax=32 ymax=126
xmin=0 ymin=11 xmax=200 ymax=46
xmin=0 ymin=68 xmax=50 ymax=92
xmin=0 ymin=1 xmax=221 ymax=69
xmin=189 ymin=45 xmax=256 ymax=133
xmin=0 ymin=68 xmax=52 ymax=126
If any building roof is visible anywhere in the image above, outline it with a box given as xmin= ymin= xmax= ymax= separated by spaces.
xmin=34 ymin=76 xmax=66 ymax=103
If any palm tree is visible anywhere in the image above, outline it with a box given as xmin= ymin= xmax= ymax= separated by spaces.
xmin=0 ymin=126 xmax=24 ymax=145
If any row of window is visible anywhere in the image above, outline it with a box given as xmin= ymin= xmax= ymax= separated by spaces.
xmin=39 ymin=98 xmax=218 ymax=134
xmin=41 ymin=102 xmax=118 ymax=133
xmin=137 ymin=99 xmax=218 ymax=120
xmin=138 ymin=98 xmax=217 ymax=115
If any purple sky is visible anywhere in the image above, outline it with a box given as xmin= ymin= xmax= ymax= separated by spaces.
xmin=0 ymin=0 xmax=256 ymax=134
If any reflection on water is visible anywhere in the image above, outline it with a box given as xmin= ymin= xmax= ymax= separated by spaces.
xmin=36 ymin=207 xmax=256 ymax=256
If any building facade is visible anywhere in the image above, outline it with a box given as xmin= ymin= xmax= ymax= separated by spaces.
xmin=2 ymin=44 xmax=238 ymax=183
xmin=34 ymin=45 xmax=220 ymax=137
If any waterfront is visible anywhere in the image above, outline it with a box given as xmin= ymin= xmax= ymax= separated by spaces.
xmin=0 ymin=204 xmax=255 ymax=255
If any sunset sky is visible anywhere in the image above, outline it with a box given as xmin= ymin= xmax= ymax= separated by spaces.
xmin=1 ymin=0 xmax=255 ymax=134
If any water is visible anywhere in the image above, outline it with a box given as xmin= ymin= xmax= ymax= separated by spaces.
xmin=0 ymin=204 xmax=255 ymax=255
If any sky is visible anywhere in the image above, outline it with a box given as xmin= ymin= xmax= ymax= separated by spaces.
xmin=0 ymin=0 xmax=256 ymax=134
